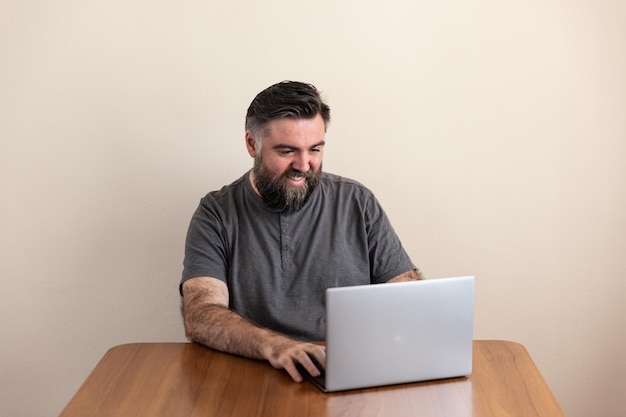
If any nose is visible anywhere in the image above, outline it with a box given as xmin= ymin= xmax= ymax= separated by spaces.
xmin=292 ymin=152 xmax=311 ymax=173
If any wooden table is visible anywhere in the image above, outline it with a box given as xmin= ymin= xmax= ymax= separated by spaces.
xmin=59 ymin=340 xmax=566 ymax=417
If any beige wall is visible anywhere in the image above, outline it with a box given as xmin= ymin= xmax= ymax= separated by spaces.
xmin=1 ymin=1 xmax=625 ymax=416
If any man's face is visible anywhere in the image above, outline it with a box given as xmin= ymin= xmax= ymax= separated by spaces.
xmin=246 ymin=114 xmax=326 ymax=213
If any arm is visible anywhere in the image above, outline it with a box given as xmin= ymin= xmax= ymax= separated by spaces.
xmin=181 ymin=277 xmax=326 ymax=382
xmin=387 ymin=268 xmax=424 ymax=283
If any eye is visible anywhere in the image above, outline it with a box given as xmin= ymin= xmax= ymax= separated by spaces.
xmin=278 ymin=149 xmax=295 ymax=156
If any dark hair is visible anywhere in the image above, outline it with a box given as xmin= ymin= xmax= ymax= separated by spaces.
xmin=245 ymin=81 xmax=331 ymax=138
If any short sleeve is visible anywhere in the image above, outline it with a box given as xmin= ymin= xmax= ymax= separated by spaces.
xmin=180 ymin=196 xmax=229 ymax=293
xmin=364 ymin=194 xmax=416 ymax=283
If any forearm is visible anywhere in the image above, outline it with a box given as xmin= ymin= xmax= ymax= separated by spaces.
xmin=183 ymin=301 xmax=288 ymax=361
xmin=387 ymin=268 xmax=424 ymax=282
xmin=181 ymin=277 xmax=326 ymax=382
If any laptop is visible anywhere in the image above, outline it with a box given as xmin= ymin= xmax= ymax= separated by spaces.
xmin=298 ymin=276 xmax=475 ymax=392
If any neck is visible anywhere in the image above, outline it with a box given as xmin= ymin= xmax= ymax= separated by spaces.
xmin=248 ymin=170 xmax=261 ymax=196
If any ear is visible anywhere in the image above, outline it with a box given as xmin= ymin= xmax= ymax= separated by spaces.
xmin=245 ymin=131 xmax=257 ymax=158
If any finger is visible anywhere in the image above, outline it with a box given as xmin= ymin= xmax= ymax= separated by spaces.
xmin=303 ymin=344 xmax=326 ymax=369
xmin=283 ymin=361 xmax=304 ymax=383
xmin=312 ymin=346 xmax=326 ymax=369
xmin=295 ymin=352 xmax=322 ymax=377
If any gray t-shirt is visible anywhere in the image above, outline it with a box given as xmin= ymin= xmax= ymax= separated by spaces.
xmin=181 ymin=171 xmax=415 ymax=341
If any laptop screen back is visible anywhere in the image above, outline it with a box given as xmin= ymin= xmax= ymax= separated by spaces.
xmin=323 ymin=276 xmax=475 ymax=392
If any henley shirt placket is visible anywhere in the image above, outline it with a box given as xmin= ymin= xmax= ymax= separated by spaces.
xmin=279 ymin=215 xmax=295 ymax=280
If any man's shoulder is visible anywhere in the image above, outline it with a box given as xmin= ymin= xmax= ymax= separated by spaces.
xmin=196 ymin=172 xmax=253 ymax=213
xmin=320 ymin=172 xmax=373 ymax=195
xmin=198 ymin=173 xmax=246 ymax=199
xmin=320 ymin=171 xmax=368 ymax=188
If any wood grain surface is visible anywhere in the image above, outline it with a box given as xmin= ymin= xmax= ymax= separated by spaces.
xmin=59 ymin=340 xmax=566 ymax=417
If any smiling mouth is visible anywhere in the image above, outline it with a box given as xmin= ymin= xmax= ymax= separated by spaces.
xmin=285 ymin=170 xmax=310 ymax=184
xmin=286 ymin=176 xmax=306 ymax=187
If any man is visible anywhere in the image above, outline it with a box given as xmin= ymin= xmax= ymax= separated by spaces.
xmin=181 ymin=81 xmax=422 ymax=383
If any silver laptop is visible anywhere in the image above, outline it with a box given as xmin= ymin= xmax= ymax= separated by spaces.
xmin=299 ymin=276 xmax=475 ymax=392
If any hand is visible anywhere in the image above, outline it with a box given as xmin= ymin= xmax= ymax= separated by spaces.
xmin=264 ymin=336 xmax=326 ymax=382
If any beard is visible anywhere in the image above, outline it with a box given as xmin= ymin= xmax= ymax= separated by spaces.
xmin=253 ymin=157 xmax=321 ymax=214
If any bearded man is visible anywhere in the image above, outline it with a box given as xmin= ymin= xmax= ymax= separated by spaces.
xmin=180 ymin=81 xmax=422 ymax=383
